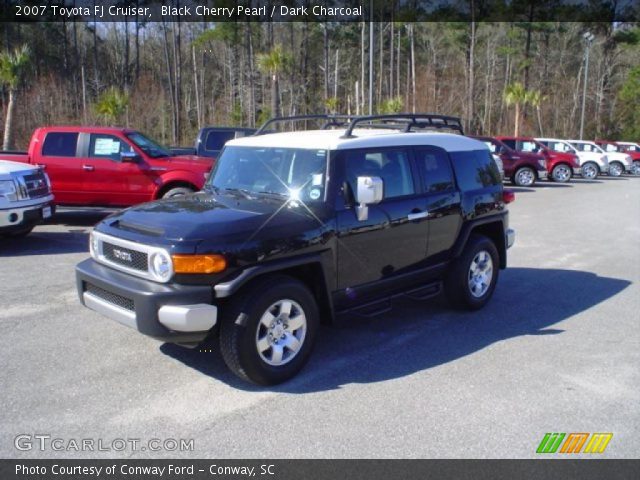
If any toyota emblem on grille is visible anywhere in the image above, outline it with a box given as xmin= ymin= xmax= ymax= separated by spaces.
xmin=113 ymin=249 xmax=133 ymax=262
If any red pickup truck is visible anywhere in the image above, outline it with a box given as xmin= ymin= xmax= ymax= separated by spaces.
xmin=496 ymin=136 xmax=581 ymax=183
xmin=3 ymin=126 xmax=214 ymax=207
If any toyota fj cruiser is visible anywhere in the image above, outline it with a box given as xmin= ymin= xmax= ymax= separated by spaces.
xmin=76 ymin=114 xmax=515 ymax=385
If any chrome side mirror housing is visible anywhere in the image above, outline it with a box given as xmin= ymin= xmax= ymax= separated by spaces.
xmin=355 ymin=176 xmax=383 ymax=221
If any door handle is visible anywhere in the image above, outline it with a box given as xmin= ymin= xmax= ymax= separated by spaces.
xmin=82 ymin=165 xmax=95 ymax=171
xmin=408 ymin=211 xmax=429 ymax=221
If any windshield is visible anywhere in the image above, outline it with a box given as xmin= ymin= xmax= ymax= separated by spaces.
xmin=517 ymin=140 xmax=544 ymax=153
xmin=207 ymin=146 xmax=328 ymax=202
xmin=126 ymin=132 xmax=172 ymax=158
xmin=546 ymin=141 xmax=572 ymax=153
xmin=572 ymin=142 xmax=603 ymax=154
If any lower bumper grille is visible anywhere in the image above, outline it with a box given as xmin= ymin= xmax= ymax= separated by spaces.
xmin=85 ymin=283 xmax=135 ymax=312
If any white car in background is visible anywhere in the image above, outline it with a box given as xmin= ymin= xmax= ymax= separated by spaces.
xmin=537 ymin=138 xmax=607 ymax=179
xmin=589 ymin=141 xmax=634 ymax=177
xmin=567 ymin=140 xmax=632 ymax=177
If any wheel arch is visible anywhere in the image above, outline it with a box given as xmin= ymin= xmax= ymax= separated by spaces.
xmin=154 ymin=180 xmax=199 ymax=199
xmin=452 ymin=217 xmax=507 ymax=269
xmin=215 ymin=255 xmax=335 ymax=324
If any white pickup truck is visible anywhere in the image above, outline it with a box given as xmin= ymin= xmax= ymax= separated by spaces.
xmin=568 ymin=140 xmax=633 ymax=177
xmin=537 ymin=138 xmax=608 ymax=179
xmin=0 ymin=160 xmax=54 ymax=238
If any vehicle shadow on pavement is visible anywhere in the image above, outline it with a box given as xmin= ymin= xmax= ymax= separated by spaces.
xmin=0 ymin=230 xmax=90 ymax=256
xmin=161 ymin=267 xmax=630 ymax=392
xmin=45 ymin=209 xmax=114 ymax=227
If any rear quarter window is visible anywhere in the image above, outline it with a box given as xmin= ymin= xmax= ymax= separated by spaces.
xmin=450 ymin=149 xmax=502 ymax=191
xmin=42 ymin=132 xmax=78 ymax=157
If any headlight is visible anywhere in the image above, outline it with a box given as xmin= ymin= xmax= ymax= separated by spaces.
xmin=44 ymin=172 xmax=52 ymax=189
xmin=149 ymin=250 xmax=173 ymax=282
xmin=89 ymin=231 xmax=100 ymax=258
xmin=538 ymin=159 xmax=547 ymax=169
xmin=0 ymin=180 xmax=18 ymax=201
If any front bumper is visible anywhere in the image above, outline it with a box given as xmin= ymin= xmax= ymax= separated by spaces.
xmin=572 ymin=167 xmax=582 ymax=175
xmin=506 ymin=228 xmax=515 ymax=249
xmin=538 ymin=170 xmax=548 ymax=180
xmin=76 ymin=259 xmax=217 ymax=344
xmin=0 ymin=199 xmax=55 ymax=233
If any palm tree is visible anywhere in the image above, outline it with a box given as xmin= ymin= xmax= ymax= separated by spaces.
xmin=257 ymin=45 xmax=291 ymax=119
xmin=0 ymin=45 xmax=30 ymax=150
xmin=94 ymin=88 xmax=130 ymax=125
xmin=504 ymin=82 xmax=528 ymax=137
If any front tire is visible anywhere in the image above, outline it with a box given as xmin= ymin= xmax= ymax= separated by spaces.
xmin=581 ymin=162 xmax=599 ymax=179
xmin=513 ymin=167 xmax=536 ymax=187
xmin=631 ymin=161 xmax=640 ymax=176
xmin=219 ymin=275 xmax=320 ymax=385
xmin=551 ymin=164 xmax=572 ymax=182
xmin=609 ymin=162 xmax=623 ymax=177
xmin=444 ymin=234 xmax=499 ymax=311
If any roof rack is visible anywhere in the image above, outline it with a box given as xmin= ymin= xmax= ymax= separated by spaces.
xmin=254 ymin=114 xmax=355 ymax=135
xmin=341 ymin=113 xmax=464 ymax=138
xmin=254 ymin=113 xmax=464 ymax=138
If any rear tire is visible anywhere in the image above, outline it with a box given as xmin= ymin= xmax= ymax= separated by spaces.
xmin=631 ymin=161 xmax=640 ymax=176
xmin=581 ymin=162 xmax=599 ymax=179
xmin=161 ymin=186 xmax=195 ymax=199
xmin=219 ymin=275 xmax=320 ymax=385
xmin=444 ymin=234 xmax=499 ymax=311
xmin=513 ymin=167 xmax=536 ymax=187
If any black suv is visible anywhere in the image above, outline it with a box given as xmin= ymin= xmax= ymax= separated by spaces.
xmin=76 ymin=114 xmax=515 ymax=385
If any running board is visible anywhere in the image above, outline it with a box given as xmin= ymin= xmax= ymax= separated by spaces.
xmin=339 ymin=281 xmax=442 ymax=318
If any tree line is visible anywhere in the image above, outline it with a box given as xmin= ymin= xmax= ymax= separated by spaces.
xmin=0 ymin=20 xmax=639 ymax=150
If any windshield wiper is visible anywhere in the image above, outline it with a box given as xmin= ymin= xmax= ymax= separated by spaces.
xmin=257 ymin=191 xmax=288 ymax=198
xmin=223 ymin=187 xmax=253 ymax=199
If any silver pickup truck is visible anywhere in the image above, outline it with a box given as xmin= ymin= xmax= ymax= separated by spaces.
xmin=0 ymin=160 xmax=54 ymax=238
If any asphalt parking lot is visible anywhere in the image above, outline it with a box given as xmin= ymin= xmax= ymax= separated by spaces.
xmin=1 ymin=176 xmax=639 ymax=459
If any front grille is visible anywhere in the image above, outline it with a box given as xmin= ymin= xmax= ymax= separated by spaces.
xmin=85 ymin=283 xmax=135 ymax=311
xmin=102 ymin=242 xmax=148 ymax=272
xmin=22 ymin=171 xmax=49 ymax=198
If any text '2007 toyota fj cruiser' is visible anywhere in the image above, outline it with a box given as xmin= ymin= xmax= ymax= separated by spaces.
xmin=76 ymin=114 xmax=515 ymax=385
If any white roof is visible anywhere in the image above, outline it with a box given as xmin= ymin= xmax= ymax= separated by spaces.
xmin=226 ymin=129 xmax=487 ymax=152
xmin=616 ymin=141 xmax=639 ymax=146
xmin=0 ymin=159 xmax=38 ymax=175
xmin=536 ymin=137 xmax=572 ymax=143
xmin=566 ymin=139 xmax=598 ymax=145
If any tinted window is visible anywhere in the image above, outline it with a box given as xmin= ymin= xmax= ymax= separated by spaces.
xmin=205 ymin=131 xmax=236 ymax=152
xmin=42 ymin=132 xmax=78 ymax=157
xmin=345 ymin=149 xmax=414 ymax=199
xmin=415 ymin=148 xmax=454 ymax=193
xmin=89 ymin=134 xmax=132 ymax=161
xmin=450 ymin=149 xmax=501 ymax=191
xmin=501 ymin=139 xmax=516 ymax=150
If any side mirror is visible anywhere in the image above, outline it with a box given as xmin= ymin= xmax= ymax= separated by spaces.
xmin=355 ymin=176 xmax=383 ymax=221
xmin=121 ymin=152 xmax=141 ymax=163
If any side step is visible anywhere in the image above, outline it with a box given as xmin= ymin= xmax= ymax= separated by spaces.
xmin=340 ymin=281 xmax=442 ymax=318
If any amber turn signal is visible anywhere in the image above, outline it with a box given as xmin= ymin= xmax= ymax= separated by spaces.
xmin=172 ymin=254 xmax=227 ymax=274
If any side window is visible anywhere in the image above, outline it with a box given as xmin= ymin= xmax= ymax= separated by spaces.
xmin=345 ymin=149 xmax=414 ymax=200
xmin=415 ymin=148 xmax=455 ymax=193
xmin=88 ymin=134 xmax=132 ymax=161
xmin=205 ymin=131 xmax=236 ymax=152
xmin=42 ymin=132 xmax=78 ymax=157
xmin=501 ymin=139 xmax=516 ymax=150
xmin=450 ymin=149 xmax=501 ymax=190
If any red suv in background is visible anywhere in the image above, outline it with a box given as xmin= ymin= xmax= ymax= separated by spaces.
xmin=597 ymin=140 xmax=640 ymax=175
xmin=471 ymin=136 xmax=548 ymax=187
xmin=496 ymin=136 xmax=580 ymax=183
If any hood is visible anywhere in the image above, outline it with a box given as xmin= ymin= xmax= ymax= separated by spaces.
xmin=162 ymin=154 xmax=213 ymax=170
xmin=97 ymin=191 xmax=325 ymax=252
xmin=0 ymin=159 xmax=38 ymax=175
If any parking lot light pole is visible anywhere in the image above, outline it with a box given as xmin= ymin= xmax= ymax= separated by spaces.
xmin=579 ymin=32 xmax=595 ymax=140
